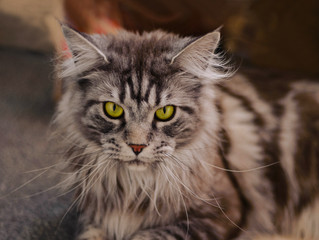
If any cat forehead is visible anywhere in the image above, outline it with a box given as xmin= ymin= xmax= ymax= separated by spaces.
xmin=75 ymin=30 xmax=202 ymax=105
xmin=94 ymin=30 xmax=193 ymax=62
xmin=93 ymin=72 xmax=195 ymax=108
xmin=83 ymin=32 xmax=191 ymax=99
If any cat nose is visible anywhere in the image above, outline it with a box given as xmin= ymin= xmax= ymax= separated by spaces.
xmin=129 ymin=144 xmax=147 ymax=155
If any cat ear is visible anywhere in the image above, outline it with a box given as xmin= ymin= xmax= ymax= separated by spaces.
xmin=170 ymin=30 xmax=220 ymax=67
xmin=61 ymin=24 xmax=108 ymax=63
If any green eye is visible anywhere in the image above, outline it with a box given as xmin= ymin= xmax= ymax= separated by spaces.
xmin=155 ymin=105 xmax=175 ymax=121
xmin=103 ymin=102 xmax=124 ymax=119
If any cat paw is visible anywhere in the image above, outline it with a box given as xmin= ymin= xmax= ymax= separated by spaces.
xmin=77 ymin=226 xmax=105 ymax=240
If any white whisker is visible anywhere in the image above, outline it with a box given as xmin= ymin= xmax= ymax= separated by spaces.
xmin=161 ymin=162 xmax=219 ymax=208
xmin=58 ymin=156 xmax=115 ymax=228
xmin=159 ymin=163 xmax=190 ymax=238
xmin=201 ymin=160 xmax=279 ymax=173
xmin=177 ymin=150 xmax=279 ymax=173
xmin=211 ymin=191 xmax=247 ymax=233
xmin=0 ymin=169 xmax=49 ymax=200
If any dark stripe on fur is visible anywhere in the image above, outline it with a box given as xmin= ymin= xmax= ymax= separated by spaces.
xmin=219 ymin=128 xmax=251 ymax=240
xmin=77 ymin=78 xmax=92 ymax=91
xmin=155 ymin=86 xmax=162 ymax=106
xmin=119 ymin=82 xmax=126 ymax=103
xmin=179 ymin=106 xmax=195 ymax=115
xmin=90 ymin=115 xmax=115 ymax=134
xmin=65 ymin=145 xmax=86 ymax=170
xmin=162 ymin=118 xmax=194 ymax=148
xmin=162 ymin=228 xmax=184 ymax=240
xmin=135 ymin=64 xmax=143 ymax=105
xmin=219 ymin=85 xmax=290 ymax=211
xmin=293 ymin=93 xmax=319 ymax=213
xmin=178 ymin=220 xmax=220 ymax=240
xmin=162 ymin=119 xmax=184 ymax=138
xmin=119 ymin=69 xmax=132 ymax=103
xmin=84 ymin=100 xmax=100 ymax=112
xmin=177 ymin=222 xmax=202 ymax=240
xmin=264 ymin=103 xmax=289 ymax=210
xmin=218 ymin=85 xmax=265 ymax=127
xmin=127 ymin=76 xmax=136 ymax=99
xmin=80 ymin=114 xmax=115 ymax=144
xmin=144 ymin=81 xmax=155 ymax=103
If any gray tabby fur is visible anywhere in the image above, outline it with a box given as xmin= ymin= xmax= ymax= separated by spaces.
xmin=53 ymin=25 xmax=319 ymax=240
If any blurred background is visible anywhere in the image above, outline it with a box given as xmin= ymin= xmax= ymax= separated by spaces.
xmin=0 ymin=0 xmax=318 ymax=239
xmin=1 ymin=0 xmax=319 ymax=75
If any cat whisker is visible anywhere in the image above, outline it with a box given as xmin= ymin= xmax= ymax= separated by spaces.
xmin=200 ymin=159 xmax=280 ymax=173
xmin=52 ymin=167 xmax=99 ymax=200
xmin=158 ymin=163 xmax=190 ymax=239
xmin=200 ymin=160 xmax=280 ymax=173
xmin=58 ymin=156 xmax=115 ymax=228
xmin=177 ymin=150 xmax=279 ymax=173
xmin=163 ymin=159 xmax=248 ymax=233
xmin=57 ymin=176 xmax=91 ymax=230
xmin=23 ymin=161 xmax=64 ymax=174
xmin=81 ymin=158 xmax=111 ymax=199
xmin=176 ymin=146 xmax=211 ymax=152
xmin=0 ymin=168 xmax=49 ymax=200
xmin=158 ymin=163 xmax=182 ymax=205
xmin=50 ymin=131 xmax=88 ymax=149
xmin=136 ymin=177 xmax=162 ymax=217
xmin=64 ymin=148 xmax=103 ymax=164
xmin=79 ymin=160 xmax=117 ymax=207
xmin=81 ymin=156 xmax=116 ymax=201
xmin=162 ymin=153 xmax=189 ymax=171
xmin=161 ymin=162 xmax=219 ymax=208
xmin=21 ymin=172 xmax=79 ymax=200
xmin=0 ymin=158 xmax=89 ymax=200
xmin=21 ymin=148 xmax=102 ymax=184
xmin=19 ymin=156 xmax=101 ymax=200
xmin=210 ymin=190 xmax=247 ymax=233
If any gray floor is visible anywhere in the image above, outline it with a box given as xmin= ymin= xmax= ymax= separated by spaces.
xmin=0 ymin=48 xmax=77 ymax=240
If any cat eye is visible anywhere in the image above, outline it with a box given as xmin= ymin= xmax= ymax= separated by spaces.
xmin=103 ymin=102 xmax=124 ymax=119
xmin=155 ymin=105 xmax=175 ymax=121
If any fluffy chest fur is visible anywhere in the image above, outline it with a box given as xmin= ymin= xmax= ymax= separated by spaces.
xmin=54 ymin=26 xmax=319 ymax=240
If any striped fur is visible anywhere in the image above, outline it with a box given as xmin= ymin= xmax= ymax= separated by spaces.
xmin=53 ymin=26 xmax=319 ymax=240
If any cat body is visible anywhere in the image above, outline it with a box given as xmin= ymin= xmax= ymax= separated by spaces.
xmin=54 ymin=26 xmax=319 ymax=240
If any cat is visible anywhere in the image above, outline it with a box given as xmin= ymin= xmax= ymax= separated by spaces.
xmin=53 ymin=25 xmax=319 ymax=240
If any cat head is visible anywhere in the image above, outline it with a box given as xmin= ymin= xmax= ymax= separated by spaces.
xmin=56 ymin=25 xmax=230 ymax=172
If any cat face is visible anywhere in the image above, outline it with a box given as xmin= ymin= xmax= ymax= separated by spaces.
xmin=57 ymin=26 xmax=224 ymax=171
xmin=73 ymin=49 xmax=201 ymax=170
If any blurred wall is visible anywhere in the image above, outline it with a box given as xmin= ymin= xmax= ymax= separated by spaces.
xmin=225 ymin=0 xmax=319 ymax=76
xmin=0 ymin=0 xmax=64 ymax=53
xmin=2 ymin=0 xmax=317 ymax=76
xmin=115 ymin=0 xmax=319 ymax=76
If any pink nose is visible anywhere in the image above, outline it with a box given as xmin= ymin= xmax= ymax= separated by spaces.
xmin=129 ymin=144 xmax=147 ymax=155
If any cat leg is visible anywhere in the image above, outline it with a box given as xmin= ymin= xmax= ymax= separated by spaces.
xmin=76 ymin=225 xmax=106 ymax=240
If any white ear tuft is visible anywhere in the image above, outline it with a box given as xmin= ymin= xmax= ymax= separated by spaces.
xmin=170 ymin=30 xmax=232 ymax=81
xmin=61 ymin=25 xmax=108 ymax=63
xmin=170 ymin=31 xmax=220 ymax=65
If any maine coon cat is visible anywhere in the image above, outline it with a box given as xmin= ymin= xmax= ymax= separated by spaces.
xmin=54 ymin=25 xmax=319 ymax=240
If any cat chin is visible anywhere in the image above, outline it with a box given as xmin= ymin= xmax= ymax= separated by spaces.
xmin=126 ymin=163 xmax=148 ymax=171
xmin=123 ymin=159 xmax=149 ymax=171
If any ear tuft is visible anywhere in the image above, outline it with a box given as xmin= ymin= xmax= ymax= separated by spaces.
xmin=171 ymin=31 xmax=220 ymax=65
xmin=170 ymin=29 xmax=232 ymax=81
xmin=61 ymin=24 xmax=108 ymax=63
